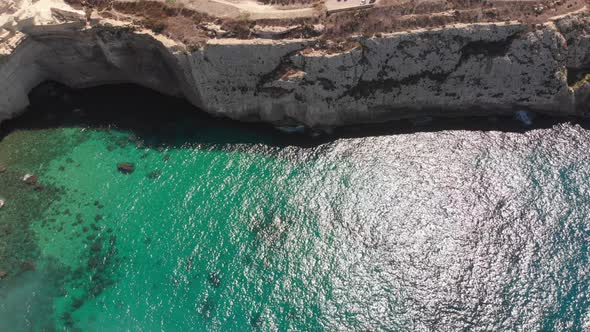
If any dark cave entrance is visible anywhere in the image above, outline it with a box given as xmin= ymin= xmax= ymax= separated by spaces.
xmin=0 ymin=81 xmax=304 ymax=148
xmin=1 ymin=81 xmax=590 ymax=146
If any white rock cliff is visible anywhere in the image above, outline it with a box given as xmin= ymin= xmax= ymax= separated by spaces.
xmin=1 ymin=1 xmax=589 ymax=127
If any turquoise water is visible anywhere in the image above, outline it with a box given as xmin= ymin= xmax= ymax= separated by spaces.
xmin=0 ymin=125 xmax=338 ymax=331
xmin=2 ymin=86 xmax=590 ymax=330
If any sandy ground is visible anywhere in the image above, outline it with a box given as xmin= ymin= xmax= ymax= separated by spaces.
xmin=207 ymin=0 xmax=315 ymax=19
xmin=177 ymin=0 xmax=241 ymax=17
xmin=117 ymin=0 xmax=317 ymax=18
xmin=1 ymin=0 xmax=84 ymax=28
xmin=325 ymin=0 xmax=374 ymax=12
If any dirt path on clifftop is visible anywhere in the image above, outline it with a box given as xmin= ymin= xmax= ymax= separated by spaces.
xmin=178 ymin=0 xmax=316 ymax=19
xmin=209 ymin=0 xmax=315 ymax=18
xmin=121 ymin=0 xmax=317 ymax=19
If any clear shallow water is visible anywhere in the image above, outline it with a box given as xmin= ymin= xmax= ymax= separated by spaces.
xmin=2 ymin=94 xmax=590 ymax=330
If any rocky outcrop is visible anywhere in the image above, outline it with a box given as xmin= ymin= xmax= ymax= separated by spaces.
xmin=554 ymin=12 xmax=590 ymax=111
xmin=0 ymin=1 xmax=589 ymax=127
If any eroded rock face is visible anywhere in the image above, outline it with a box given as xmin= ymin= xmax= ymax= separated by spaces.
xmin=0 ymin=26 xmax=200 ymax=122
xmin=186 ymin=18 xmax=588 ymax=126
xmin=0 ymin=1 xmax=589 ymax=127
xmin=555 ymin=13 xmax=590 ymax=69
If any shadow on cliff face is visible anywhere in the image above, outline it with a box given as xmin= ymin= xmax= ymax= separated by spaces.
xmin=1 ymin=81 xmax=317 ymax=149
xmin=1 ymin=81 xmax=588 ymax=149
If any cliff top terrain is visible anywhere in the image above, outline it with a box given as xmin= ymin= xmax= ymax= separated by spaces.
xmin=1 ymin=0 xmax=588 ymax=50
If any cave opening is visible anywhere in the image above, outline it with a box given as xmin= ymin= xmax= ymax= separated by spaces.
xmin=1 ymin=81 xmax=589 ymax=147
xmin=0 ymin=81 xmax=306 ymax=149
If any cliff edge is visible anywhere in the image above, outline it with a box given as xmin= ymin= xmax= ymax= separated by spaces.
xmin=1 ymin=0 xmax=589 ymax=127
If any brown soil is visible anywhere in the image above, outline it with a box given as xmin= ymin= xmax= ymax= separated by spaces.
xmin=0 ymin=2 xmax=17 ymax=15
xmin=324 ymin=0 xmax=587 ymax=37
xmin=65 ymin=0 xmax=588 ymax=47
xmin=259 ymin=0 xmax=319 ymax=6
xmin=67 ymin=0 xmax=219 ymax=44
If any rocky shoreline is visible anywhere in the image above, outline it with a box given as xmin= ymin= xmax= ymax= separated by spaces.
xmin=1 ymin=1 xmax=589 ymax=128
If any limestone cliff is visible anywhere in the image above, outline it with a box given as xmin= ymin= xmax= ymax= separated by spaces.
xmin=1 ymin=0 xmax=589 ymax=127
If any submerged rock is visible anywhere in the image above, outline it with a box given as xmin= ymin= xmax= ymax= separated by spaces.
xmin=0 ymin=271 xmax=7 ymax=279
xmin=208 ymin=271 xmax=221 ymax=287
xmin=147 ymin=170 xmax=161 ymax=179
xmin=20 ymin=260 xmax=35 ymax=272
xmin=22 ymin=174 xmax=38 ymax=185
xmin=0 ymin=165 xmax=6 ymax=173
xmin=71 ymin=297 xmax=85 ymax=310
xmin=276 ymin=125 xmax=306 ymax=134
xmin=117 ymin=162 xmax=135 ymax=174
xmin=91 ymin=241 xmax=102 ymax=252
xmin=250 ymin=312 xmax=263 ymax=327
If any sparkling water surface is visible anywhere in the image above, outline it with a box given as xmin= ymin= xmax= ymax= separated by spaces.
xmin=1 ymin=88 xmax=590 ymax=331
